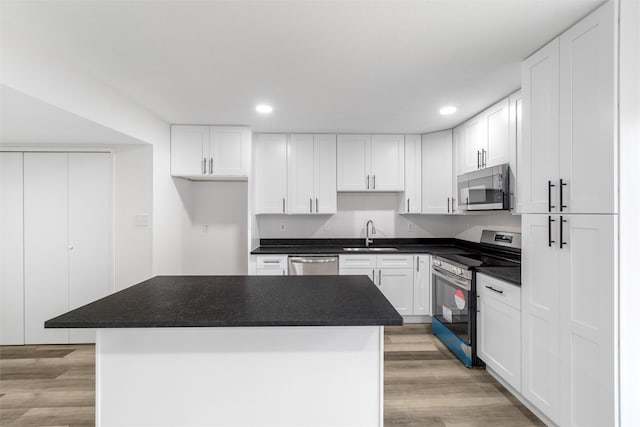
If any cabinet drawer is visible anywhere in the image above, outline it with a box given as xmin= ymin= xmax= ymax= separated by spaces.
xmin=477 ymin=273 xmax=521 ymax=310
xmin=376 ymin=255 xmax=413 ymax=269
xmin=339 ymin=255 xmax=376 ymax=269
xmin=256 ymin=255 xmax=288 ymax=270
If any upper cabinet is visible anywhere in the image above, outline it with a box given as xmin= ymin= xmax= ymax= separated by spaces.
xmin=455 ymin=98 xmax=510 ymax=175
xmin=171 ymin=125 xmax=250 ymax=180
xmin=422 ymin=130 xmax=455 ymax=214
xmin=254 ymin=134 xmax=288 ymax=214
xmin=337 ymin=135 xmax=405 ymax=192
xmin=520 ymin=1 xmax=615 ymax=214
xmin=287 ymin=134 xmax=337 ymax=214
xmin=401 ymin=135 xmax=422 ymax=213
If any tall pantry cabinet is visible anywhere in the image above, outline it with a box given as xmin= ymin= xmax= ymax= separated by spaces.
xmin=0 ymin=152 xmax=112 ymax=345
xmin=520 ymin=2 xmax=617 ymax=426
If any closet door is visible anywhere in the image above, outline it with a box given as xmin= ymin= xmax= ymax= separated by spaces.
xmin=0 ymin=152 xmax=25 ymax=345
xmin=68 ymin=153 xmax=112 ymax=343
xmin=24 ymin=153 xmax=69 ymax=344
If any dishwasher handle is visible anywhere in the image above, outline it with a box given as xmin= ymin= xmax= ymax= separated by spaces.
xmin=288 ymin=257 xmax=338 ymax=264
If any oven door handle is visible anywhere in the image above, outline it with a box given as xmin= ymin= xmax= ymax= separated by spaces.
xmin=432 ymin=267 xmax=471 ymax=292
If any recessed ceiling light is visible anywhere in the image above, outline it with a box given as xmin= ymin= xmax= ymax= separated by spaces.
xmin=439 ymin=106 xmax=457 ymax=115
xmin=256 ymin=104 xmax=273 ymax=114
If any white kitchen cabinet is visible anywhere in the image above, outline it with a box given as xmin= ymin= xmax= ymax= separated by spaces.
xmin=255 ymin=134 xmax=288 ymax=214
xmin=23 ymin=152 xmax=112 ymax=345
xmin=477 ymin=273 xmax=521 ymax=392
xmin=400 ymin=135 xmax=421 ymax=214
xmin=413 ymin=255 xmax=431 ymax=315
xmin=288 ymin=134 xmax=337 ymax=214
xmin=0 ymin=152 xmax=24 ymax=345
xmin=255 ymin=255 xmax=288 ymax=276
xmin=520 ymin=2 xmax=615 ymax=214
xmin=421 ymin=130 xmax=455 ymax=214
xmin=340 ymin=254 xmax=414 ymax=315
xmin=337 ymin=134 xmax=404 ymax=192
xmin=522 ymin=213 xmax=615 ymax=425
xmin=455 ymin=98 xmax=511 ymax=176
xmin=171 ymin=125 xmax=250 ymax=180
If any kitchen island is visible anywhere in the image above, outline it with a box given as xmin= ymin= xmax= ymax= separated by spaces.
xmin=46 ymin=275 xmax=402 ymax=427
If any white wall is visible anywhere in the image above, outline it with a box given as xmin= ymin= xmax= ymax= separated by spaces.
xmin=113 ymin=145 xmax=153 ymax=290
xmin=182 ymin=181 xmax=248 ymax=275
xmin=619 ymin=0 xmax=640 ymax=424
xmin=257 ymin=193 xmax=453 ymax=241
xmin=450 ymin=212 xmax=522 ymax=243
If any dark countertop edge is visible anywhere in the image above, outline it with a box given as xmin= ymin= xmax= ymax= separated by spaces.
xmin=475 ymin=267 xmax=522 ymax=286
xmin=45 ymin=319 xmax=404 ymax=328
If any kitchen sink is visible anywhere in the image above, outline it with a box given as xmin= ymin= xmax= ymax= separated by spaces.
xmin=343 ymin=247 xmax=399 ymax=252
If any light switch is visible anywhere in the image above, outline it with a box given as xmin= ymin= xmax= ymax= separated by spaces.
xmin=135 ymin=214 xmax=150 ymax=227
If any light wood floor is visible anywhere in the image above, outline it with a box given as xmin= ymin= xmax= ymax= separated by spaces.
xmin=0 ymin=325 xmax=543 ymax=426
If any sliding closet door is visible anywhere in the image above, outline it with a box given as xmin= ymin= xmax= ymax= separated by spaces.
xmin=68 ymin=153 xmax=112 ymax=343
xmin=0 ymin=152 xmax=25 ymax=345
xmin=24 ymin=153 xmax=69 ymax=344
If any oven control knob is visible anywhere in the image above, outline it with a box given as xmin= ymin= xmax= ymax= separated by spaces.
xmin=433 ymin=260 xmax=441 ymax=267
xmin=453 ymin=267 xmax=463 ymax=275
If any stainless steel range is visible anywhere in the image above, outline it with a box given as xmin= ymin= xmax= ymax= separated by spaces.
xmin=431 ymin=230 xmax=521 ymax=367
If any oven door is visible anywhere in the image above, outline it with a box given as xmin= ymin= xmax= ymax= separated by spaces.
xmin=432 ymin=267 xmax=472 ymax=344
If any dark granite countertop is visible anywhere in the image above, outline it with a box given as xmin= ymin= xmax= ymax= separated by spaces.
xmin=45 ymin=275 xmax=404 ymax=328
xmin=475 ymin=267 xmax=522 ymax=286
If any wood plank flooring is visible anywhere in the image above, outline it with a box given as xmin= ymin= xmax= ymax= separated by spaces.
xmin=0 ymin=325 xmax=543 ymax=426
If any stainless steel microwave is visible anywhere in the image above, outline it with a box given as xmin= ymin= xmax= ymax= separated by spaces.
xmin=457 ymin=164 xmax=510 ymax=211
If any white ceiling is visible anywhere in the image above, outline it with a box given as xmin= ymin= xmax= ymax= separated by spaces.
xmin=0 ymin=0 xmax=603 ymax=134
xmin=0 ymin=85 xmax=146 ymax=146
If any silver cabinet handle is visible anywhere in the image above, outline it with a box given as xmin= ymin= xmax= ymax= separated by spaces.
xmin=407 ymin=198 xmax=410 ymax=212
xmin=452 ymin=197 xmax=456 ymax=212
xmin=282 ymin=198 xmax=286 ymax=213
xmin=202 ymin=157 xmax=207 ymax=175
xmin=316 ymin=197 xmax=319 ymax=213
xmin=477 ymin=150 xmax=481 ymax=169
xmin=263 ymin=260 xmax=281 ymax=264
xmin=447 ymin=197 xmax=450 ymax=213
xmin=373 ymin=175 xmax=376 ymax=189
xmin=416 ymin=256 xmax=419 ymax=272
xmin=482 ymin=149 xmax=486 ymax=167
xmin=366 ymin=175 xmax=370 ymax=189
xmin=372 ymin=269 xmax=375 ymax=282
xmin=310 ymin=198 xmax=313 ymax=213
xmin=209 ymin=157 xmax=213 ymax=174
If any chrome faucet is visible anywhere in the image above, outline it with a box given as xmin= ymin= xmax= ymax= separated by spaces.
xmin=365 ymin=220 xmax=376 ymax=247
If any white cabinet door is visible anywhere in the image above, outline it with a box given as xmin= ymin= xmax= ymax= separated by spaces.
xmin=288 ymin=134 xmax=315 ymax=214
xmin=520 ymin=40 xmax=560 ymax=213
xmin=68 ymin=153 xmax=112 ymax=344
xmin=0 ymin=152 xmax=24 ymax=345
xmin=339 ymin=268 xmax=375 ymax=282
xmin=484 ymin=98 xmax=510 ymax=168
xmin=477 ymin=274 xmax=522 ymax=392
xmin=370 ymin=135 xmax=404 ymax=191
xmin=402 ymin=135 xmax=421 ymax=213
xmin=209 ymin=126 xmax=249 ymax=177
xmin=459 ymin=115 xmax=485 ymax=174
xmin=23 ymin=153 xmax=69 ymax=345
xmin=314 ymin=134 xmax=337 ymax=214
xmin=171 ymin=125 xmax=208 ymax=177
xmin=558 ymin=215 xmax=615 ymax=427
xmin=521 ymin=214 xmax=560 ymax=423
xmin=559 ymin=2 xmax=615 ymax=214
xmin=422 ymin=130 xmax=453 ymax=214
xmin=255 ymin=134 xmax=288 ymax=214
xmin=413 ymin=255 xmax=431 ymax=316
xmin=379 ymin=268 xmax=413 ymax=315
xmin=337 ymin=135 xmax=369 ymax=191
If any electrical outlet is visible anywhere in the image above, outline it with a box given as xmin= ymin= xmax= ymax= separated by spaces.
xmin=280 ymin=223 xmax=286 ymax=232
xmin=408 ymin=223 xmax=414 ymax=232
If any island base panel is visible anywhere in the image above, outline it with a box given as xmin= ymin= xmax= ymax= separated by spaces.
xmin=96 ymin=326 xmax=383 ymax=426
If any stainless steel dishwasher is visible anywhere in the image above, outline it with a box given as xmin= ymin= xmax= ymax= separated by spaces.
xmin=287 ymin=256 xmax=339 ymax=275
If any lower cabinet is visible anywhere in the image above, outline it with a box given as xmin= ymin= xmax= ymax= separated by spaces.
xmin=340 ymin=254 xmax=429 ymax=317
xmin=476 ymin=273 xmax=522 ymax=392
xmin=255 ymin=255 xmax=288 ymax=276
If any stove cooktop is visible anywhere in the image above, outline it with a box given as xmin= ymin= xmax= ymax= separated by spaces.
xmin=436 ymin=252 xmax=520 ymax=270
